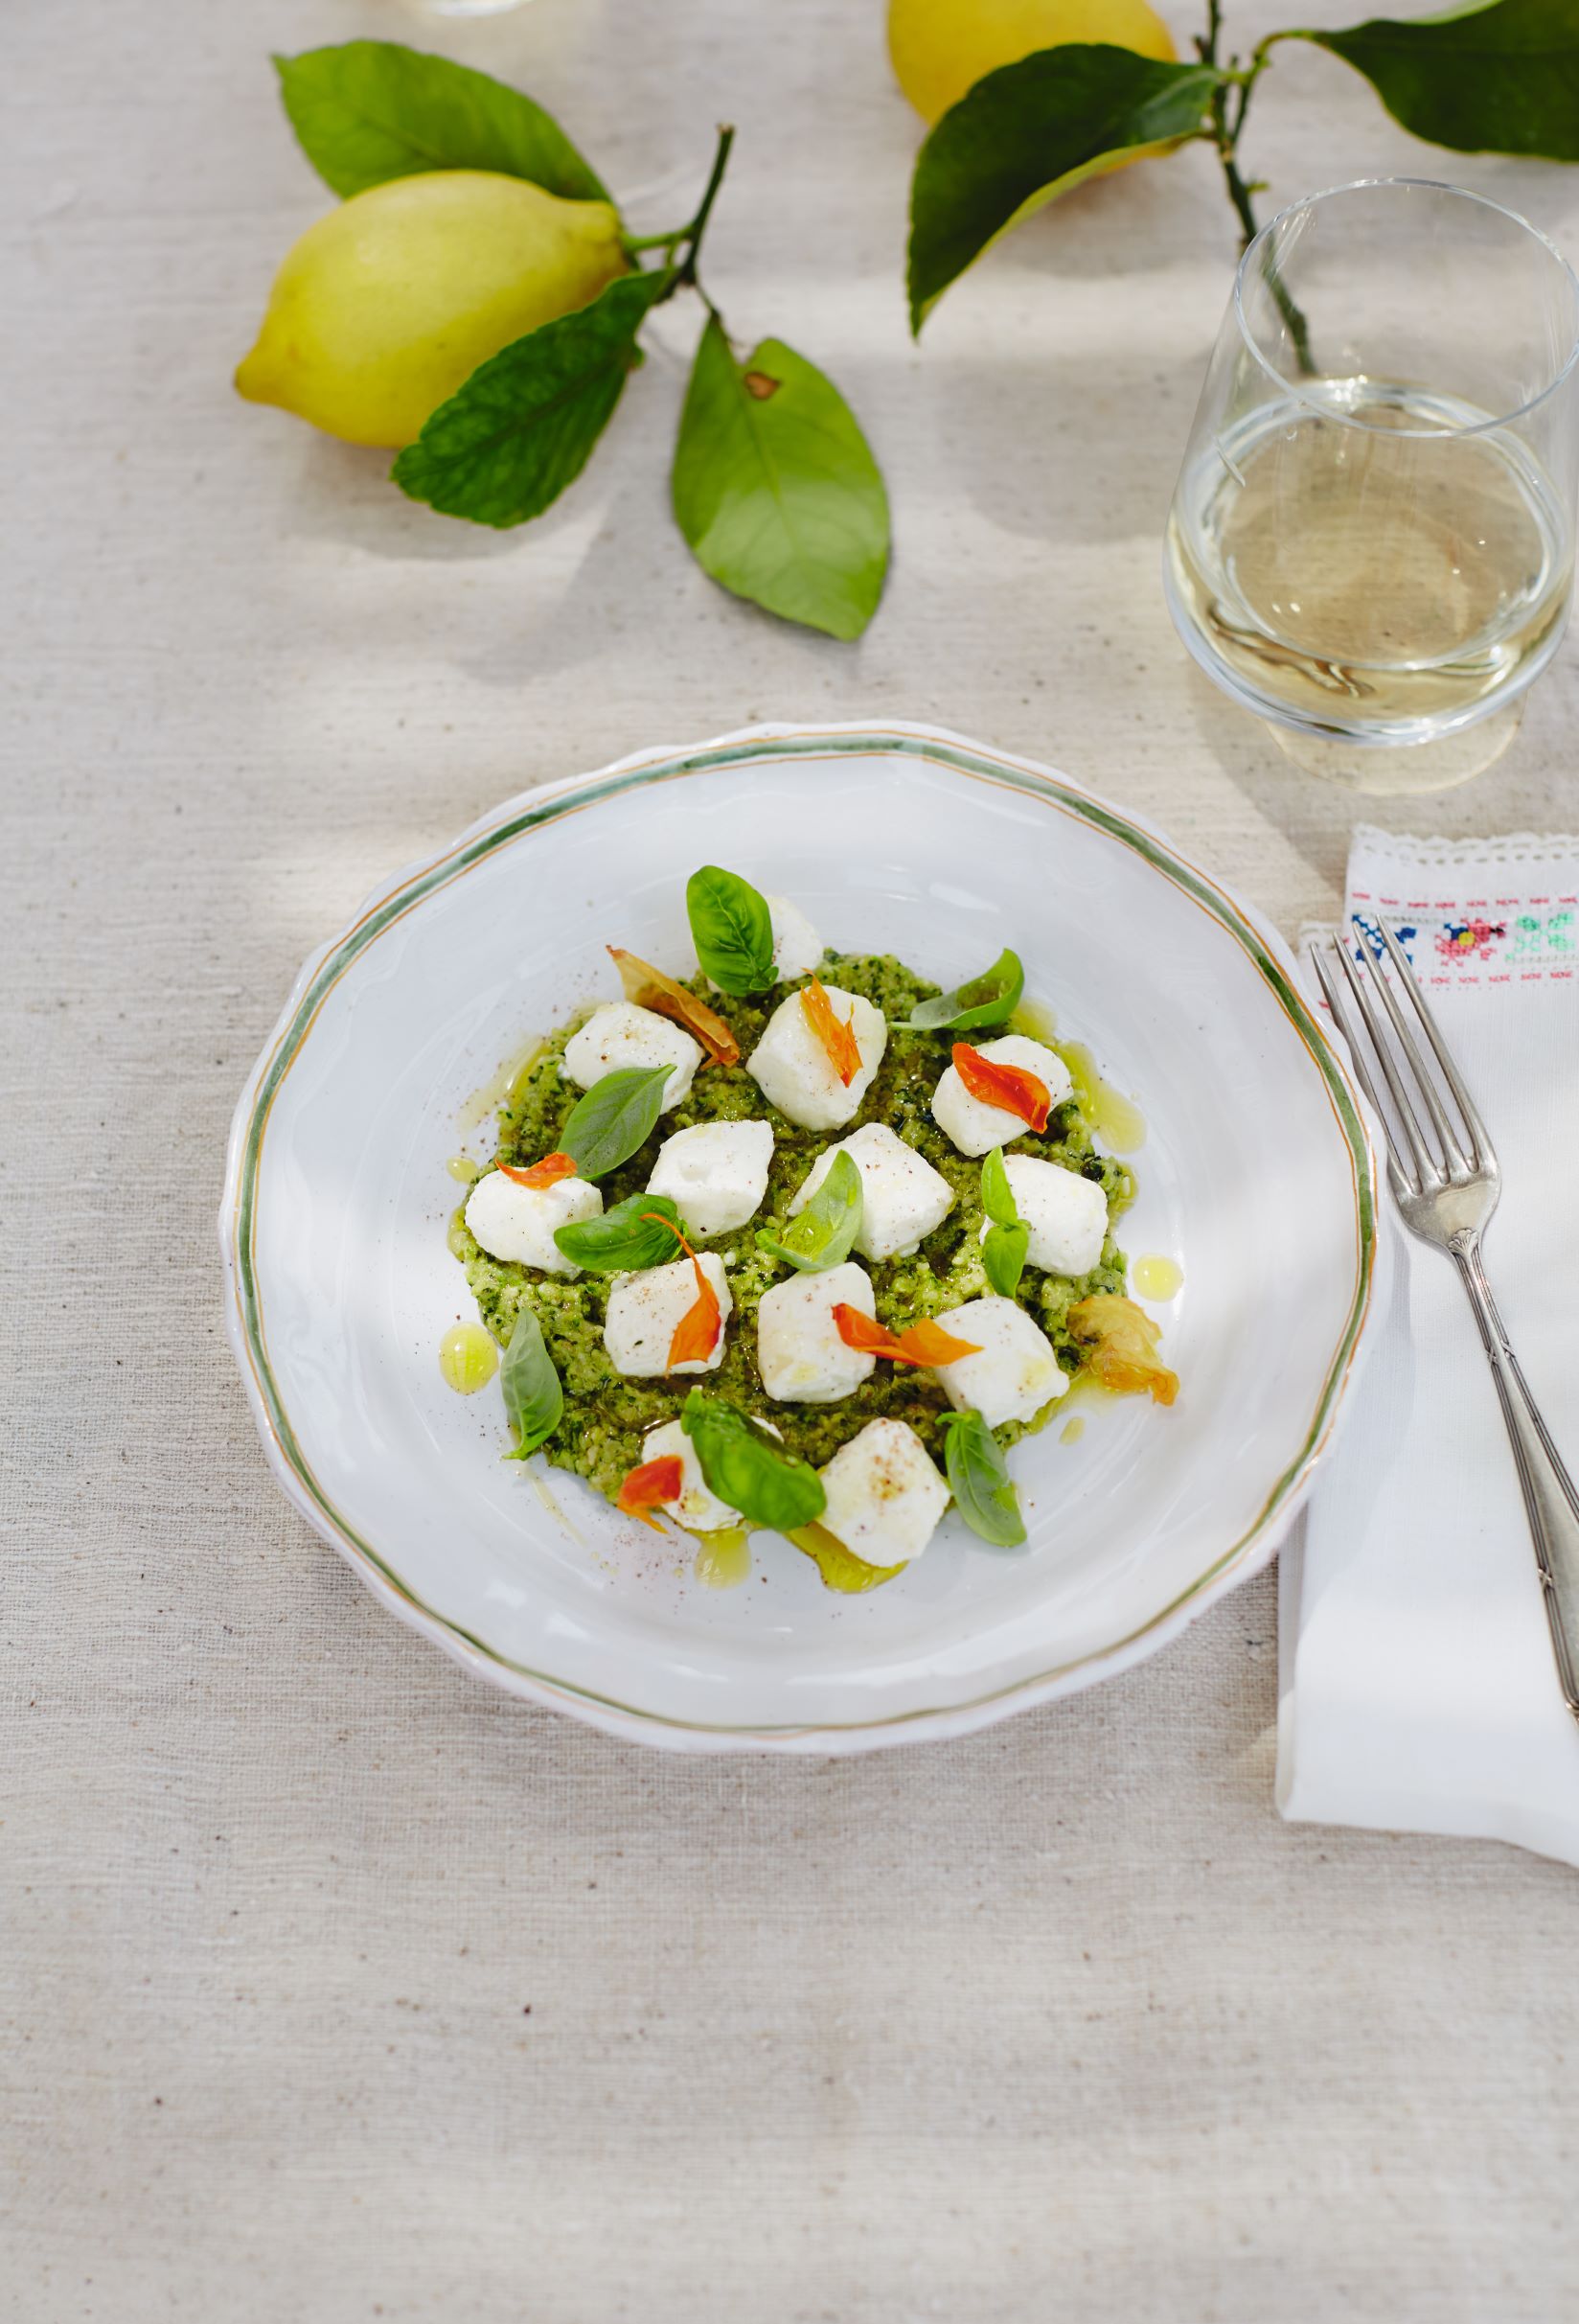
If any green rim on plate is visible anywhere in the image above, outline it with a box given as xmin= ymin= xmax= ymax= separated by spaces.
xmin=225 ymin=726 xmax=1378 ymax=1738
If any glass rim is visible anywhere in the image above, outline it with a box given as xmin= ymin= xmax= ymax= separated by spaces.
xmin=1233 ymin=175 xmax=1579 ymax=439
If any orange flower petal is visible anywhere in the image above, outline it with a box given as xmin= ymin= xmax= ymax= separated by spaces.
xmin=617 ymin=1455 xmax=685 ymax=1530
xmin=608 ymin=946 xmax=740 ymax=1068
xmin=951 ymin=1043 xmax=1051 ymax=1133
xmin=832 ymin=1303 xmax=903 ymax=1359
xmin=668 ymin=1258 xmax=722 ymax=1370
xmin=831 ymin=1305 xmax=979 ymax=1369
xmin=893 ymin=1317 xmax=982 ymax=1367
xmin=800 ymin=977 xmax=864 ymax=1088
xmin=1067 ymin=1295 xmax=1179 ymax=1407
xmin=497 ymin=1151 xmax=577 ymax=1189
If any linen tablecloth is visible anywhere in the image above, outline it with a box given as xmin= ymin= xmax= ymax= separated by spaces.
xmin=7 ymin=2 xmax=1579 ymax=2315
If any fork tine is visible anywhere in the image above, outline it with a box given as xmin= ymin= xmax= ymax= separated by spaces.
xmin=1352 ymin=918 xmax=1471 ymax=1178
xmin=1328 ymin=933 xmax=1442 ymax=1189
xmin=1312 ymin=940 xmax=1419 ymax=1197
xmin=1373 ymin=916 xmax=1494 ymax=1170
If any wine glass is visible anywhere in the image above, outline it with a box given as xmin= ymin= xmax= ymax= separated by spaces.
xmin=1165 ymin=179 xmax=1579 ymax=793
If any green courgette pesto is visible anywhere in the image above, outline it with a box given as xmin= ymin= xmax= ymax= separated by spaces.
xmin=450 ymin=952 xmax=1133 ymax=1507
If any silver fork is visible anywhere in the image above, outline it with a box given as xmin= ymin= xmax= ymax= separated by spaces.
xmin=1314 ymin=917 xmax=1579 ymax=1723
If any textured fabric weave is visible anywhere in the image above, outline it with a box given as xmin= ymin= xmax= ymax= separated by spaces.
xmin=8 ymin=0 xmax=1579 ymax=2315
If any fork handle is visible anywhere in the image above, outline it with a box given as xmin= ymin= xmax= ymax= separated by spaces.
xmin=1453 ymin=1231 xmax=1579 ymax=1720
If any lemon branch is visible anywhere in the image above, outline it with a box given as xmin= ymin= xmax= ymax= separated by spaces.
xmin=621 ymin=124 xmax=736 ymax=309
xmin=1197 ymin=2 xmax=1314 ymax=371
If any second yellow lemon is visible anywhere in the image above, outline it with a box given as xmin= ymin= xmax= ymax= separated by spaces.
xmin=236 ymin=171 xmax=629 ymax=449
xmin=888 ymin=0 xmax=1177 ymax=126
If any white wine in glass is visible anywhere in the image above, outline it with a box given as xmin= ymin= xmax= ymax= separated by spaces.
xmin=1166 ymin=181 xmax=1579 ymax=792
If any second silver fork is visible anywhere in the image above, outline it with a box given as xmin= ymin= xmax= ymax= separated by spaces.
xmin=1315 ymin=917 xmax=1579 ymax=1724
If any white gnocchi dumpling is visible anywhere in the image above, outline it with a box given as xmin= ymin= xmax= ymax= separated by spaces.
xmin=788 ymin=1123 xmax=954 ymax=1262
xmin=755 ymin=1260 xmax=877 ymax=1404
xmin=646 ymin=1118 xmax=774 ymax=1237
xmin=603 ymin=1253 xmax=733 ymax=1377
xmin=927 ymin=1296 xmax=1067 ymax=1429
xmin=562 ymin=1002 xmax=702 ymax=1109
xmin=931 ymin=1034 xmax=1074 ymax=1158
xmin=816 ymin=1419 xmax=950 ymax=1569
xmin=465 ymin=1169 xmax=603 ymax=1277
xmin=986 ymin=1154 xmax=1108 ymax=1277
xmin=747 ymin=986 xmax=886 ymax=1132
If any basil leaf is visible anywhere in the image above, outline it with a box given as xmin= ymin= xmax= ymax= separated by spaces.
xmin=393 ymin=269 xmax=675 ymax=529
xmin=686 ymin=864 xmax=775 ymax=995
xmin=499 ymin=1303 xmax=562 ymax=1460
xmin=983 ymin=1221 xmax=1030 ymax=1300
xmin=907 ymin=948 xmax=1024 ymax=1032
xmin=1296 ymin=1 xmax=1579 ymax=159
xmin=672 ymin=319 xmax=890 ymax=641
xmin=554 ymin=1192 xmax=684 ymax=1273
xmin=758 ymin=1150 xmax=863 ymax=1274
xmin=274 ymin=41 xmax=610 ymax=201
xmin=558 ymin=1064 xmax=674 ymax=1179
xmin=979 ymin=1144 xmax=1018 ymax=1228
xmin=908 ymin=50 xmax=1222 ymax=332
xmin=681 ymin=1391 xmax=826 ymax=1530
xmin=942 ymin=1410 xmax=1026 ymax=1548
xmin=979 ymin=1145 xmax=1026 ymax=1290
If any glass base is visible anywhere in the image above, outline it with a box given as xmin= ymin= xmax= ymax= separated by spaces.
xmin=405 ymin=0 xmax=532 ymax=16
xmin=1266 ymin=701 xmax=1524 ymax=794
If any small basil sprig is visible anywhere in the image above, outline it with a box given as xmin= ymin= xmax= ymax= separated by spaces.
xmin=906 ymin=948 xmax=1023 ymax=1032
xmin=757 ymin=1149 xmax=863 ymax=1273
xmin=558 ymin=1065 xmax=673 ymax=1179
xmin=686 ymin=865 xmax=776 ymax=995
xmin=681 ymin=1391 xmax=826 ymax=1530
xmin=980 ymin=1145 xmax=1029 ymax=1298
xmin=554 ymin=1192 xmax=685 ymax=1273
xmin=942 ymin=1409 xmax=1025 ymax=1548
xmin=500 ymin=1304 xmax=562 ymax=1460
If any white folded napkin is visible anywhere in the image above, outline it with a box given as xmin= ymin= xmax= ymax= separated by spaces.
xmin=1277 ymin=826 xmax=1579 ymax=1866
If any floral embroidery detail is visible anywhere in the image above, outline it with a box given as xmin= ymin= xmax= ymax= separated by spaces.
xmin=1339 ymin=846 xmax=1579 ymax=983
xmin=1435 ymin=918 xmax=1506 ymax=965
xmin=1352 ymin=915 xmax=1418 ymax=965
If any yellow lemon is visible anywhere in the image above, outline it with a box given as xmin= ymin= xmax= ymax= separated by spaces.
xmin=888 ymin=0 xmax=1177 ymax=126
xmin=236 ymin=171 xmax=629 ymax=449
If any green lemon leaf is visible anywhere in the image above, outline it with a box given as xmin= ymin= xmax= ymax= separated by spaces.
xmin=907 ymin=48 xmax=1222 ymax=332
xmin=907 ymin=948 xmax=1024 ymax=1032
xmin=392 ymin=267 xmax=675 ymax=529
xmin=274 ymin=41 xmax=610 ymax=201
xmin=686 ymin=864 xmax=775 ymax=994
xmin=1295 ymin=0 xmax=1579 ymax=157
xmin=758 ymin=1149 xmax=864 ymax=1274
xmin=499 ymin=1303 xmax=562 ymax=1459
xmin=557 ymin=1064 xmax=675 ymax=1180
xmin=681 ymin=1392 xmax=827 ymax=1530
xmin=942 ymin=1409 xmax=1026 ymax=1548
xmin=672 ymin=319 xmax=890 ymax=641
xmin=554 ymin=1192 xmax=685 ymax=1273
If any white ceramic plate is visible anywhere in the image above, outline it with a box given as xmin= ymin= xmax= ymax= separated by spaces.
xmin=220 ymin=724 xmax=1381 ymax=1752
